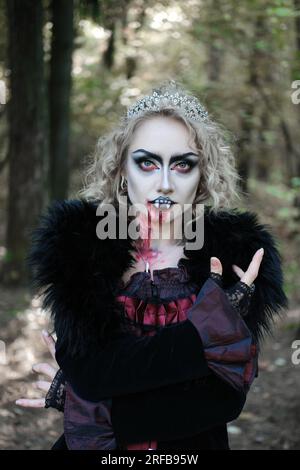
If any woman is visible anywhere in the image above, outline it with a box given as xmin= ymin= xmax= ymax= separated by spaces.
xmin=18 ymin=80 xmax=288 ymax=450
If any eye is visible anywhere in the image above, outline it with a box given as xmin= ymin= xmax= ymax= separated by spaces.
xmin=172 ymin=161 xmax=193 ymax=173
xmin=138 ymin=159 xmax=158 ymax=172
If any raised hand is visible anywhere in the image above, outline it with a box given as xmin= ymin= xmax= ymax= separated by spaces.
xmin=210 ymin=247 xmax=264 ymax=285
xmin=232 ymin=247 xmax=264 ymax=286
xmin=16 ymin=330 xmax=58 ymax=408
xmin=209 ymin=248 xmax=264 ymax=317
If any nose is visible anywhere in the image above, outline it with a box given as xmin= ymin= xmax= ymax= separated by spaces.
xmin=157 ymin=167 xmax=175 ymax=194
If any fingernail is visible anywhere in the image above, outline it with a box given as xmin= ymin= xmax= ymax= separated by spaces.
xmin=15 ymin=400 xmax=21 ymax=405
xmin=259 ymin=248 xmax=264 ymax=254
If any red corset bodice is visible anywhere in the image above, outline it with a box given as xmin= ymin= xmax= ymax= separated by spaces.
xmin=115 ymin=264 xmax=199 ymax=450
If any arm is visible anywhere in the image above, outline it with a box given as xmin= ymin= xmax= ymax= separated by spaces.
xmin=56 ymin=314 xmax=212 ymax=402
xmin=111 ymin=373 xmax=247 ymax=445
xmin=112 ymin=259 xmax=257 ymax=445
xmin=20 ymin=253 xmax=257 ymax=410
xmin=56 ymin=274 xmax=256 ymax=402
xmin=57 ymin=252 xmax=261 ymax=402
xmin=19 ymin=274 xmax=255 ymax=413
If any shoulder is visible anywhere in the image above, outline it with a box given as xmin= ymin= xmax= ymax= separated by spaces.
xmin=27 ymin=198 xmax=132 ymax=287
xmin=26 ymin=198 xmax=133 ymax=357
xmin=203 ymin=206 xmax=283 ymax=263
xmin=203 ymin=206 xmax=289 ymax=343
xmin=27 ymin=199 xmax=99 ymax=288
xmin=204 ymin=206 xmax=269 ymax=240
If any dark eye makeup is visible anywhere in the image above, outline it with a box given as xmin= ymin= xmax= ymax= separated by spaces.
xmin=133 ymin=156 xmax=197 ymax=173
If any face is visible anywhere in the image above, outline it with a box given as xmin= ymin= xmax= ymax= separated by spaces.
xmin=123 ymin=116 xmax=201 ymax=227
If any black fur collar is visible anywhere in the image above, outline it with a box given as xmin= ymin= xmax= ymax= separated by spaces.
xmin=27 ymin=199 xmax=288 ymax=357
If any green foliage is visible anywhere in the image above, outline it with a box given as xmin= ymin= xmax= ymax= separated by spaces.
xmin=291 ymin=177 xmax=300 ymax=189
xmin=284 ymin=259 xmax=300 ymax=299
xmin=267 ymin=6 xmax=298 ymax=18
xmin=282 ymin=322 xmax=300 ymax=332
xmin=3 ymin=249 xmax=13 ymax=263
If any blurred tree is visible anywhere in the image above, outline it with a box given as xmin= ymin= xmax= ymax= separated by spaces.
xmin=239 ymin=13 xmax=272 ymax=185
xmin=101 ymin=0 xmax=131 ymax=70
xmin=49 ymin=0 xmax=74 ymax=200
xmin=4 ymin=0 xmax=47 ymax=284
xmin=123 ymin=0 xmax=146 ymax=79
xmin=0 ymin=1 xmax=8 ymax=174
xmin=103 ymin=21 xmax=116 ymax=69
xmin=79 ymin=0 xmax=100 ymax=21
xmin=190 ymin=0 xmax=297 ymax=191
xmin=293 ymin=0 xmax=300 ymax=175
xmin=205 ymin=0 xmax=225 ymax=82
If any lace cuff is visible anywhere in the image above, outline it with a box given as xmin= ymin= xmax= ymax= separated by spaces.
xmin=45 ymin=369 xmax=66 ymax=412
xmin=210 ymin=272 xmax=255 ymax=317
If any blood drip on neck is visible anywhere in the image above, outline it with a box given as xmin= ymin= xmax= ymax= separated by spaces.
xmin=134 ymin=202 xmax=160 ymax=271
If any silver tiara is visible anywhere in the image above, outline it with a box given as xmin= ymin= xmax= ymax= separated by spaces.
xmin=126 ymin=90 xmax=209 ymax=122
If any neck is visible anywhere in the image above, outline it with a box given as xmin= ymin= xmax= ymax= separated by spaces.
xmin=150 ymin=218 xmax=182 ymax=249
xmin=134 ymin=206 xmax=183 ymax=252
xmin=135 ymin=225 xmax=181 ymax=256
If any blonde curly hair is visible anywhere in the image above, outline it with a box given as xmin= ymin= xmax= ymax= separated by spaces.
xmin=78 ymin=80 xmax=242 ymax=216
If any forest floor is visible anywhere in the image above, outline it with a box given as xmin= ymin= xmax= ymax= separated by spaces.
xmin=0 ymin=181 xmax=299 ymax=450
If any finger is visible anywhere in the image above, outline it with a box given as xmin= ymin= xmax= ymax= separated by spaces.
xmin=15 ymin=398 xmax=45 ymax=408
xmin=210 ymin=257 xmax=222 ymax=275
xmin=241 ymin=248 xmax=264 ymax=286
xmin=41 ymin=330 xmax=56 ymax=360
xmin=232 ymin=264 xmax=245 ymax=279
xmin=32 ymin=363 xmax=57 ymax=380
xmin=33 ymin=380 xmax=51 ymax=392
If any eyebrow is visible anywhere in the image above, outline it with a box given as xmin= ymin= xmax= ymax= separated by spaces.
xmin=131 ymin=148 xmax=199 ymax=165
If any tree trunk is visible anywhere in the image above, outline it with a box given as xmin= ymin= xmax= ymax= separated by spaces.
xmin=49 ymin=0 xmax=74 ymax=200
xmin=237 ymin=99 xmax=254 ymax=194
xmin=205 ymin=0 xmax=223 ymax=82
xmin=4 ymin=0 xmax=46 ymax=285
xmin=256 ymin=109 xmax=270 ymax=181
xmin=103 ymin=23 xmax=116 ymax=69
xmin=293 ymin=0 xmax=300 ymax=176
xmin=207 ymin=42 xmax=223 ymax=82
